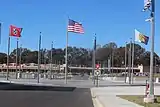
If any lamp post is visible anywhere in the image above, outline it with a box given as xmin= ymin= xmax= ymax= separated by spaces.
xmin=143 ymin=0 xmax=156 ymax=103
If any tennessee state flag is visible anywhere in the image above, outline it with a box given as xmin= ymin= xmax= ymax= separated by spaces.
xmin=9 ymin=25 xmax=22 ymax=37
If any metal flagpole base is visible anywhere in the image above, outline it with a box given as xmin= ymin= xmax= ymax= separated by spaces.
xmin=144 ymin=95 xmax=157 ymax=103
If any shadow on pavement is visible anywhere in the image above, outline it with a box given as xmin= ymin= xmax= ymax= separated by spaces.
xmin=0 ymin=82 xmax=76 ymax=91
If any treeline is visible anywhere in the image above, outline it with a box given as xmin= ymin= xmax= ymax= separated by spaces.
xmin=0 ymin=42 xmax=159 ymax=67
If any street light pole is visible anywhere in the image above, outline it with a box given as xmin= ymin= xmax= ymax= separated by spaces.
xmin=148 ymin=13 xmax=155 ymax=100
xmin=149 ymin=0 xmax=155 ymax=98
xmin=143 ymin=0 xmax=155 ymax=102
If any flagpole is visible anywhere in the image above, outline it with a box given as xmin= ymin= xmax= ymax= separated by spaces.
xmin=50 ymin=41 xmax=53 ymax=79
xmin=44 ymin=50 xmax=46 ymax=76
xmin=19 ymin=44 xmax=22 ymax=78
xmin=16 ymin=38 xmax=19 ymax=79
xmin=65 ymin=29 xmax=68 ymax=84
xmin=131 ymin=40 xmax=135 ymax=84
xmin=124 ymin=42 xmax=127 ymax=83
xmin=128 ymin=38 xmax=132 ymax=84
xmin=92 ymin=35 xmax=96 ymax=85
xmin=7 ymin=36 xmax=10 ymax=80
xmin=37 ymin=32 xmax=41 ymax=83
xmin=65 ymin=17 xmax=70 ymax=84
xmin=112 ymin=48 xmax=114 ymax=77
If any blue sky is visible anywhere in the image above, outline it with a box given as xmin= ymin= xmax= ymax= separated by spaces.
xmin=0 ymin=0 xmax=160 ymax=54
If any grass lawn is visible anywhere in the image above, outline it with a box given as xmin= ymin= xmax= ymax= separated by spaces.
xmin=117 ymin=95 xmax=160 ymax=107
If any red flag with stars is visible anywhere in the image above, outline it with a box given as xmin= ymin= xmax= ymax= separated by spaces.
xmin=9 ymin=25 xmax=22 ymax=37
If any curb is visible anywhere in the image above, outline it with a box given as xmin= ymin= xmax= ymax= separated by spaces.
xmin=94 ymin=96 xmax=104 ymax=107
xmin=91 ymin=89 xmax=104 ymax=107
xmin=0 ymin=80 xmax=11 ymax=83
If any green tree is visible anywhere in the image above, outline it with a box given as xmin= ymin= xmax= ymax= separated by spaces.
xmin=0 ymin=53 xmax=7 ymax=64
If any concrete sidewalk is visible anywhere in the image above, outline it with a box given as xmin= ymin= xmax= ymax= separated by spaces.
xmin=91 ymin=86 xmax=160 ymax=107
xmin=92 ymin=94 xmax=143 ymax=107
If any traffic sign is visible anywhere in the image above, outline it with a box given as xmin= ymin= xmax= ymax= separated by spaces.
xmin=94 ymin=70 xmax=101 ymax=76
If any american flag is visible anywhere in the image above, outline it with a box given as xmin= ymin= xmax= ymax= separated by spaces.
xmin=68 ymin=19 xmax=84 ymax=34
